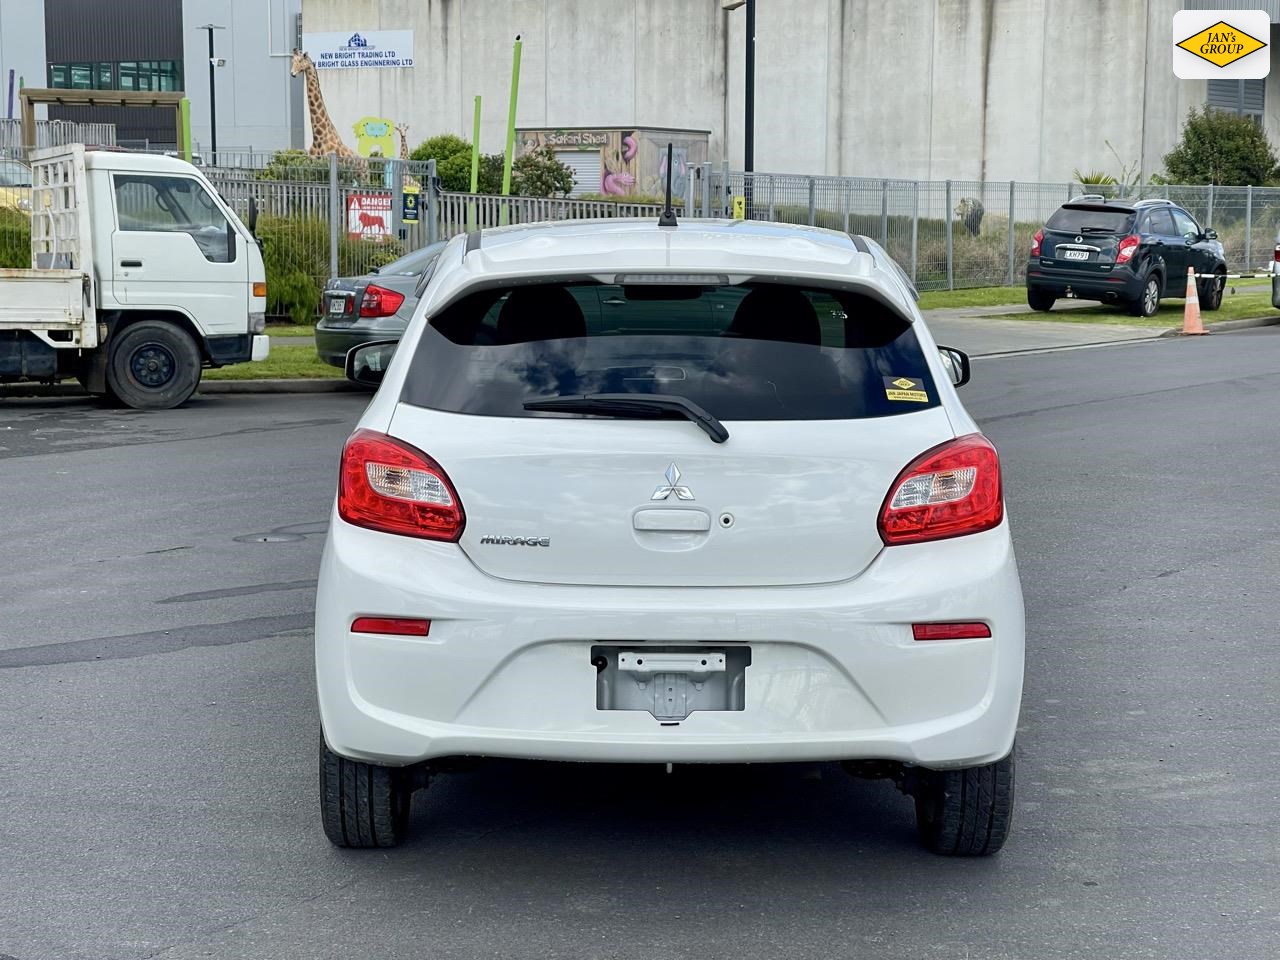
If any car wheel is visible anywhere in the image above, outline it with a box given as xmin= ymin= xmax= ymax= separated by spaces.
xmin=1199 ymin=271 xmax=1225 ymax=311
xmin=105 ymin=321 xmax=202 ymax=410
xmin=319 ymin=739 xmax=413 ymax=848
xmin=1128 ymin=276 xmax=1161 ymax=318
xmin=1026 ymin=287 xmax=1055 ymax=312
xmin=913 ymin=749 xmax=1015 ymax=856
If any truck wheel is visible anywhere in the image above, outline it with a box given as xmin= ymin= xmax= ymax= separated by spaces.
xmin=913 ymin=749 xmax=1015 ymax=856
xmin=320 ymin=739 xmax=413 ymax=848
xmin=105 ymin=321 xmax=202 ymax=410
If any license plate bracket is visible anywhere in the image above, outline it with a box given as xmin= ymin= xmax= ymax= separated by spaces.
xmin=593 ymin=646 xmax=749 ymax=721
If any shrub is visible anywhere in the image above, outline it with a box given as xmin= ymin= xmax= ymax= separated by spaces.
xmin=511 ymin=145 xmax=574 ymax=198
xmin=255 ymin=214 xmax=405 ymax=321
xmin=258 ymin=149 xmax=329 ymax=183
xmin=1163 ymin=107 xmax=1280 ymax=186
xmin=0 ymin=207 xmax=30 ymax=268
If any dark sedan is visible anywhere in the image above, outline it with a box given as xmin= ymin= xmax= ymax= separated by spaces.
xmin=315 ymin=241 xmax=448 ymax=367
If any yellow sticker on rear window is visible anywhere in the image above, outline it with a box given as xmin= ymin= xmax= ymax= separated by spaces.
xmin=884 ymin=376 xmax=928 ymax=403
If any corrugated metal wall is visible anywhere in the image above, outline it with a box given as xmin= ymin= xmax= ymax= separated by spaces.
xmin=43 ymin=0 xmax=183 ymax=146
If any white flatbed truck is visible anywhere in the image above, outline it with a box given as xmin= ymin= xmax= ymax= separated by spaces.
xmin=0 ymin=145 xmax=268 ymax=408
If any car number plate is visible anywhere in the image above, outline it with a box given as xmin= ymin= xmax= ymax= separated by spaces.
xmin=1061 ymin=249 xmax=1089 ymax=261
xmin=328 ymin=297 xmax=347 ymax=315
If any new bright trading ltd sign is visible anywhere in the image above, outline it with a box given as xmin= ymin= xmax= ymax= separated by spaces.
xmin=302 ymin=30 xmax=414 ymax=69
xmin=347 ymin=194 xmax=393 ymax=241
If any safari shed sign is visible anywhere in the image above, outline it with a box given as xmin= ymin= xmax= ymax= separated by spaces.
xmin=1173 ymin=9 xmax=1270 ymax=78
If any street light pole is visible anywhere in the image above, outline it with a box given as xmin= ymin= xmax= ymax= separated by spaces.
xmin=744 ymin=0 xmax=754 ymax=178
xmin=199 ymin=24 xmax=224 ymax=164
xmin=723 ymin=0 xmax=755 ymax=216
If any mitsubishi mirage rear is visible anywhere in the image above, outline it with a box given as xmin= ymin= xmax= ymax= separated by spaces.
xmin=314 ymin=220 xmax=1025 ymax=856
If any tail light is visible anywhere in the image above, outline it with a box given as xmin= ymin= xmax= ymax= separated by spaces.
xmin=913 ymin=622 xmax=992 ymax=641
xmin=1030 ymin=229 xmax=1043 ymax=257
xmin=1115 ymin=234 xmax=1141 ymax=264
xmin=1273 ymin=244 xmax=1280 ymax=263
xmin=338 ymin=429 xmax=465 ymax=541
xmin=879 ymin=434 xmax=1003 ymax=545
xmin=359 ymin=284 xmax=406 ymax=318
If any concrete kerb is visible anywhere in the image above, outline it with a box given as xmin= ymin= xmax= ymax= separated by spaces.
xmin=1 ymin=379 xmax=362 ymax=399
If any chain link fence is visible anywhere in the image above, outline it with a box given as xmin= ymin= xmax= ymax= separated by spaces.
xmin=8 ymin=143 xmax=1277 ymax=319
xmin=687 ymin=166 xmax=1280 ymax=291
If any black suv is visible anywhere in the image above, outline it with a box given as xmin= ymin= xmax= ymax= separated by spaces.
xmin=1026 ymin=198 xmax=1226 ymax=317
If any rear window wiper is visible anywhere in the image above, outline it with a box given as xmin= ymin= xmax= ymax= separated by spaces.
xmin=523 ymin=393 xmax=729 ymax=444
xmin=1079 ymin=225 xmax=1120 ymax=233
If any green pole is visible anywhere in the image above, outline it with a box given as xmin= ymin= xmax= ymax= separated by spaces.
xmin=500 ymin=34 xmax=522 ymax=225
xmin=468 ymin=95 xmax=481 ymax=233
xmin=179 ymin=98 xmax=193 ymax=162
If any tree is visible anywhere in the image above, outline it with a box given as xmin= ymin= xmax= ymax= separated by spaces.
xmin=408 ymin=135 xmax=573 ymax=196
xmin=1163 ymin=107 xmax=1279 ymax=185
xmin=511 ymin=145 xmax=575 ymax=198
xmin=410 ymin=134 xmax=474 ymax=190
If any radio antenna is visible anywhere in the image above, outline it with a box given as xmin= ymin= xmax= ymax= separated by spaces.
xmin=658 ymin=143 xmax=678 ymax=228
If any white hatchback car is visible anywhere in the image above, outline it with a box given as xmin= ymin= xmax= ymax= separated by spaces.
xmin=315 ymin=218 xmax=1025 ymax=855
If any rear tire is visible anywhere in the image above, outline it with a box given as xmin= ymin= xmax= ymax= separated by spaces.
xmin=1128 ymin=276 xmax=1161 ymax=318
xmin=319 ymin=740 xmax=413 ymax=848
xmin=105 ymin=321 xmax=202 ymax=410
xmin=1199 ymin=271 xmax=1224 ymax=311
xmin=1026 ymin=287 xmax=1055 ymax=312
xmin=913 ymin=749 xmax=1015 ymax=856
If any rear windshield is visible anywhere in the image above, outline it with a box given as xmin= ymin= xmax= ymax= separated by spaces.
xmin=1046 ymin=205 xmax=1134 ymax=234
xmin=373 ymin=241 xmax=448 ymax=277
xmin=400 ymin=281 xmax=939 ymax=421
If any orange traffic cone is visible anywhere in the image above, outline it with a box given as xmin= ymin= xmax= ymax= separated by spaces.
xmin=1182 ymin=266 xmax=1206 ymax=335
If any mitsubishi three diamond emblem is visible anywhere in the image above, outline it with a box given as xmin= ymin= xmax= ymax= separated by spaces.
xmin=651 ymin=462 xmax=695 ymax=501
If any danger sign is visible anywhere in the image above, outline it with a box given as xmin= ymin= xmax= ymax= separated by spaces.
xmin=346 ymin=193 xmax=393 ymax=240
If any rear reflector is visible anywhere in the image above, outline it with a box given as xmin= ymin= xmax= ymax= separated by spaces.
xmin=351 ymin=616 xmax=430 ymax=636
xmin=912 ymin=622 xmax=991 ymax=641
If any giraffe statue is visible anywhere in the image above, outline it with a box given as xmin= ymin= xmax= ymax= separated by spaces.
xmin=290 ymin=50 xmax=360 ymax=162
xmin=395 ymin=122 xmax=419 ymax=189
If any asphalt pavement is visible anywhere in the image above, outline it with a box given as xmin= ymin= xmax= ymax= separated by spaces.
xmin=2 ymin=331 xmax=1279 ymax=960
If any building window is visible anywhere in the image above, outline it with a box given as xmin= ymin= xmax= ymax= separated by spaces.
xmin=1207 ymin=78 xmax=1264 ymax=123
xmin=48 ymin=60 xmax=181 ymax=92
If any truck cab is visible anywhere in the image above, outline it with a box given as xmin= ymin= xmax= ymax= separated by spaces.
xmin=0 ymin=145 xmax=268 ymax=408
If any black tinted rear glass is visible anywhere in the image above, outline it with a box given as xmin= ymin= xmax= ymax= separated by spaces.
xmin=373 ymin=241 xmax=448 ymax=276
xmin=1046 ymin=206 xmax=1134 ymax=234
xmin=400 ymin=282 xmax=939 ymax=421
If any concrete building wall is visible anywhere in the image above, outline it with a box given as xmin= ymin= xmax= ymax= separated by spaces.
xmin=182 ymin=0 xmax=302 ymax=154
xmin=298 ymin=0 xmax=1227 ymax=183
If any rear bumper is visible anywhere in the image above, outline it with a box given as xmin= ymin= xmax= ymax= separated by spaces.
xmin=1272 ymin=274 xmax=1280 ymax=309
xmin=315 ymin=324 xmax=401 ymax=368
xmin=315 ymin=514 xmax=1025 ymax=770
xmin=206 ymin=333 xmax=270 ymax=365
xmin=1027 ymin=263 xmax=1143 ymax=301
